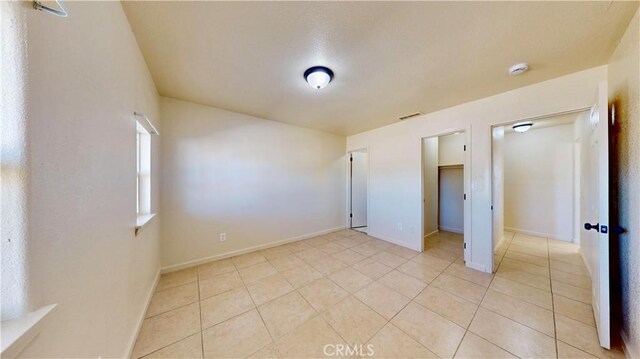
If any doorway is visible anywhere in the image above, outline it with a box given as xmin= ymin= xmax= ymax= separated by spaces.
xmin=349 ymin=149 xmax=368 ymax=233
xmin=422 ymin=131 xmax=470 ymax=262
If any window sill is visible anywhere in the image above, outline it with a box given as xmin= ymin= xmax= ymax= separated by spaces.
xmin=1 ymin=304 xmax=57 ymax=358
xmin=135 ymin=213 xmax=156 ymax=236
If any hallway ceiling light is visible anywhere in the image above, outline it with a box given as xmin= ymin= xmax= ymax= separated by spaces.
xmin=513 ymin=121 xmax=534 ymax=133
xmin=304 ymin=66 xmax=334 ymax=89
xmin=508 ymin=62 xmax=529 ymax=76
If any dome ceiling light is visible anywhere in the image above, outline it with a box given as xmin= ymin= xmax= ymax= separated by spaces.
xmin=508 ymin=62 xmax=529 ymax=76
xmin=513 ymin=121 xmax=534 ymax=133
xmin=304 ymin=66 xmax=334 ymax=90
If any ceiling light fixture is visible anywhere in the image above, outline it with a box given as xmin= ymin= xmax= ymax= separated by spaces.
xmin=304 ymin=66 xmax=334 ymax=89
xmin=512 ymin=121 xmax=533 ymax=133
xmin=508 ymin=63 xmax=529 ymax=76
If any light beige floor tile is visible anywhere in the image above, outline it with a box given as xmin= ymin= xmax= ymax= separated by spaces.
xmin=269 ymin=254 xmax=305 ymax=272
xmin=423 ymin=247 xmax=461 ymax=262
xmin=550 ymin=251 xmax=588 ymax=267
xmin=496 ymin=265 xmax=551 ymax=291
xmin=367 ymin=323 xmax=438 ymax=358
xmin=444 ymin=263 xmax=493 ymax=287
xmin=500 ymin=257 xmax=550 ymax=277
xmin=431 ymin=274 xmax=486 ymax=304
xmin=329 ymin=267 xmax=373 ymax=293
xmin=298 ymin=278 xmax=349 ymax=313
xmin=280 ymin=264 xmax=323 ymax=288
xmin=157 ymin=267 xmax=198 ymax=292
xmin=411 ymin=252 xmax=453 ymax=271
xmin=370 ymin=251 xmax=408 ymax=268
xmin=198 ymin=259 xmax=236 ymax=280
xmin=392 ymin=302 xmax=465 ymax=358
xmin=258 ymin=291 xmax=317 ymax=339
xmin=377 ymin=270 xmax=427 ymax=298
xmin=132 ymin=303 xmax=201 ymax=359
xmin=555 ymin=314 xmax=625 ymax=359
xmin=232 ymin=252 xmax=267 ymax=269
xmin=199 ymin=270 xmax=244 ymax=300
xmin=332 ymin=249 xmax=367 ymax=266
xmin=309 ymin=257 xmax=348 ymax=275
xmin=200 ymin=287 xmax=255 ymax=329
xmin=468 ymin=307 xmax=556 ymax=358
xmin=303 ymin=236 xmax=330 ymax=248
xmin=239 ymin=261 xmax=278 ymax=284
xmin=354 ymin=281 xmax=411 ymax=320
xmin=505 ymin=250 xmax=549 ymax=267
xmin=481 ymin=289 xmax=555 ymax=337
xmin=261 ymin=246 xmax=292 ymax=261
xmin=454 ymin=332 xmax=517 ymax=358
xmin=275 ymin=316 xmax=347 ymax=358
xmin=202 ymin=310 xmax=271 ymax=359
xmin=353 ymin=258 xmax=393 ymax=280
xmin=551 ymin=260 xmax=589 ymax=276
xmin=317 ymin=241 xmax=346 ymax=255
xmin=386 ymin=245 xmax=420 ymax=260
xmin=551 ymin=269 xmax=592 ymax=289
xmin=146 ymin=282 xmax=199 ymax=318
xmin=333 ymin=236 xmax=368 ymax=249
xmin=246 ymin=273 xmax=294 ymax=306
xmin=283 ymin=240 xmax=313 ymax=253
xmin=557 ymin=340 xmax=598 ymax=359
xmin=553 ymin=294 xmax=596 ymax=326
xmin=296 ymin=248 xmax=330 ymax=263
xmin=509 ymin=244 xmax=549 ymax=258
xmin=322 ymin=296 xmax=387 ymax=344
xmin=397 ymin=260 xmax=441 ymax=283
xmin=248 ymin=344 xmax=281 ymax=358
xmin=414 ymin=286 xmax=478 ymax=328
xmin=368 ymin=239 xmax=394 ymax=251
xmin=552 ymin=280 xmax=592 ymax=304
xmin=350 ymin=242 xmax=382 ymax=257
xmin=142 ymin=333 xmax=203 ymax=359
xmin=489 ymin=276 xmax=553 ymax=310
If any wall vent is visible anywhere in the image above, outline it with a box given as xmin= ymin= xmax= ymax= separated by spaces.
xmin=398 ymin=112 xmax=423 ymax=120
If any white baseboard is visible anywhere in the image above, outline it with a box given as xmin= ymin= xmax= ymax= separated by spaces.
xmin=126 ymin=269 xmax=160 ymax=358
xmin=621 ymin=330 xmax=639 ymax=359
xmin=438 ymin=226 xmax=463 ymax=234
xmin=504 ymin=227 xmax=573 ymax=242
xmin=161 ymin=226 xmax=346 ymax=273
xmin=367 ymin=232 xmax=421 ymax=252
xmin=424 ymin=230 xmax=439 ymax=238
xmin=494 ymin=236 xmax=508 ymax=254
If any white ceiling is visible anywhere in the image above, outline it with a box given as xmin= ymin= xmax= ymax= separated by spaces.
xmin=122 ymin=1 xmax=638 ymax=136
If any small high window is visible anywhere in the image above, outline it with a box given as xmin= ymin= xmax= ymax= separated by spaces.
xmin=134 ymin=112 xmax=158 ymax=234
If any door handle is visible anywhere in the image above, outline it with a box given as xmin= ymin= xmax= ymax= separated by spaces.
xmin=584 ymin=223 xmax=600 ymax=232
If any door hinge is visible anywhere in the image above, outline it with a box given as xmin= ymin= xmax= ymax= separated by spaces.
xmin=464 ymin=243 xmax=467 ymax=249
xmin=350 ymin=213 xmax=353 ymax=218
xmin=350 ymin=156 xmax=353 ymax=162
xmin=491 ymin=205 xmax=493 ymax=210
xmin=464 ymin=145 xmax=466 ymax=151
xmin=464 ymin=193 xmax=466 ymax=200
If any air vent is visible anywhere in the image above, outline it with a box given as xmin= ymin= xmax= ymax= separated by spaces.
xmin=399 ymin=112 xmax=423 ymax=120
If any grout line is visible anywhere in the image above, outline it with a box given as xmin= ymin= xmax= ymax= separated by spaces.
xmin=548 ymin=237 xmax=560 ymax=359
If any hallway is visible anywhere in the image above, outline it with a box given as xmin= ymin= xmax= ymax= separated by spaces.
xmin=132 ymin=230 xmax=621 ymax=358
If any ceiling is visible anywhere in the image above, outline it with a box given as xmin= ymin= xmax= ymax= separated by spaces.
xmin=122 ymin=1 xmax=638 ymax=136
xmin=503 ymin=112 xmax=584 ymax=134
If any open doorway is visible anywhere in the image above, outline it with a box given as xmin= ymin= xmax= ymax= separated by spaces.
xmin=349 ymin=149 xmax=368 ymax=233
xmin=422 ymin=131 xmax=470 ymax=262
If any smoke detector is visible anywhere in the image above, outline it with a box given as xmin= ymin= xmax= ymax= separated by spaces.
xmin=508 ymin=63 xmax=529 ymax=76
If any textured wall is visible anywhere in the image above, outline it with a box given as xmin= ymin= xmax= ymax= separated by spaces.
xmin=608 ymin=9 xmax=639 ymax=357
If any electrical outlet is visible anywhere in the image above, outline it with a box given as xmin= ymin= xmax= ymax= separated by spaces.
xmin=219 ymin=233 xmax=226 ymax=242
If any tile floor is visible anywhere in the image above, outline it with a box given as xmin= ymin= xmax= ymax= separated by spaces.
xmin=132 ymin=230 xmax=625 ymax=359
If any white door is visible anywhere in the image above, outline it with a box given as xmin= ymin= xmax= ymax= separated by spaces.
xmin=581 ymin=81 xmax=610 ymax=349
xmin=350 ymin=151 xmax=368 ymax=228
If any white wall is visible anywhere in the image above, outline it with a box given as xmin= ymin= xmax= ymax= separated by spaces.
xmin=422 ymin=137 xmax=439 ymax=236
xmin=351 ymin=150 xmax=368 ymax=228
xmin=347 ymin=66 xmax=606 ymax=272
xmin=492 ymin=127 xmax=505 ymax=250
xmin=439 ymin=133 xmax=465 ymax=166
xmin=503 ymin=124 xmax=575 ymax=241
xmin=439 ymin=167 xmax=464 ymax=233
xmin=160 ymin=97 xmax=345 ymax=270
xmin=1 ymin=2 xmax=161 ymax=357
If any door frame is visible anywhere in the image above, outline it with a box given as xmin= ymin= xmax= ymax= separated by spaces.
xmin=420 ymin=130 xmax=471 ymax=265
xmin=346 ymin=147 xmax=369 ymax=231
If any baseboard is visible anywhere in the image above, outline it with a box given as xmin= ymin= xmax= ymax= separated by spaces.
xmin=367 ymin=232 xmax=421 ymax=252
xmin=438 ymin=226 xmax=463 ymax=234
xmin=621 ymin=330 xmax=639 ymax=359
xmin=504 ymin=227 xmax=572 ymax=242
xmin=423 ymin=230 xmax=439 ymax=238
xmin=126 ymin=269 xmax=160 ymax=358
xmin=494 ymin=236 xmax=508 ymax=254
xmin=161 ymin=226 xmax=346 ymax=273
